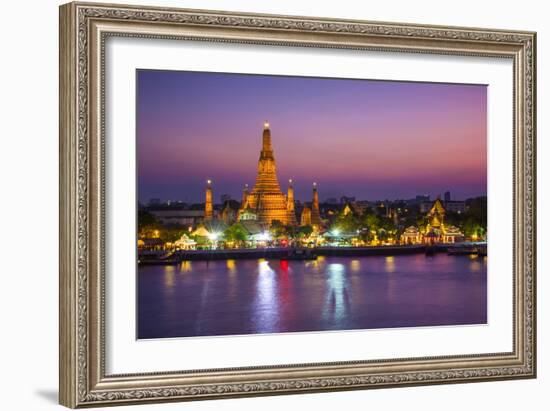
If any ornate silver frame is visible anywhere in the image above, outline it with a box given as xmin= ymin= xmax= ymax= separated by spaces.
xmin=59 ymin=1 xmax=536 ymax=408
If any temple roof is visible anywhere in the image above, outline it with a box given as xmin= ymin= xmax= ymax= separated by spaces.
xmin=430 ymin=198 xmax=446 ymax=215
xmin=240 ymin=220 xmax=265 ymax=235
xmin=403 ymin=226 xmax=420 ymax=234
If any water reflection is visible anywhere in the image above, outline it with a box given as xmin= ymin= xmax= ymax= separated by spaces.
xmin=469 ymin=257 xmax=482 ymax=272
xmin=307 ymin=255 xmax=326 ymax=272
xmin=323 ymin=263 xmax=350 ymax=325
xmin=226 ymin=259 xmax=236 ymax=274
xmin=163 ymin=265 xmax=175 ymax=289
xmin=385 ymin=256 xmax=395 ymax=273
xmin=180 ymin=260 xmax=192 ymax=273
xmin=252 ymin=260 xmax=280 ymax=333
xmin=138 ymin=254 xmax=488 ymax=339
xmin=195 ymin=267 xmax=212 ymax=334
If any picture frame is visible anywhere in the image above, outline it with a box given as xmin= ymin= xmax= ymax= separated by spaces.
xmin=59 ymin=1 xmax=536 ymax=408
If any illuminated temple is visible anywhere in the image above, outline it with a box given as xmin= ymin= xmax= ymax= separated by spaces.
xmin=237 ymin=121 xmax=294 ymax=225
xmin=401 ymin=198 xmax=465 ymax=244
xmin=205 ymin=121 xmax=320 ymax=227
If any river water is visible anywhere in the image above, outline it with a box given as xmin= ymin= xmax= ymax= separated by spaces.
xmin=137 ymin=254 xmax=487 ymax=339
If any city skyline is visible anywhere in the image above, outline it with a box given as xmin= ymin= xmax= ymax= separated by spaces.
xmin=142 ymin=190 xmax=479 ymax=207
xmin=137 ymin=70 xmax=487 ymax=203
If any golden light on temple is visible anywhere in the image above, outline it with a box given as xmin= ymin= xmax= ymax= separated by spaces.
xmin=237 ymin=120 xmax=295 ymax=226
xmin=205 ymin=180 xmax=213 ymax=220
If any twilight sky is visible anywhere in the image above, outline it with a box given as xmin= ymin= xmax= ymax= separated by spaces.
xmin=137 ymin=70 xmax=487 ymax=204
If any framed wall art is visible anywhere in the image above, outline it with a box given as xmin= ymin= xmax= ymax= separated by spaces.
xmin=59 ymin=1 xmax=537 ymax=408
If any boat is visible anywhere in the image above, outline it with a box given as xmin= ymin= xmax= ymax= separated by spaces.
xmin=138 ymin=251 xmax=181 ymax=265
xmin=282 ymin=248 xmax=318 ymax=260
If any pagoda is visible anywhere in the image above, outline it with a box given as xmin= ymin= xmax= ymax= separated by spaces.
xmin=310 ymin=182 xmax=322 ymax=228
xmin=238 ymin=121 xmax=294 ymax=226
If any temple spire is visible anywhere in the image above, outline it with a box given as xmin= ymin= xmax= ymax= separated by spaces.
xmin=238 ymin=121 xmax=289 ymax=226
xmin=261 ymin=120 xmax=273 ymax=156
xmin=286 ymin=179 xmax=297 ymax=225
xmin=311 ymin=182 xmax=321 ymax=228
xmin=241 ymin=183 xmax=249 ymax=207
xmin=204 ymin=179 xmax=213 ymax=221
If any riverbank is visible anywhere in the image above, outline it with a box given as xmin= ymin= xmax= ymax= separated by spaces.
xmin=138 ymin=244 xmax=460 ymax=264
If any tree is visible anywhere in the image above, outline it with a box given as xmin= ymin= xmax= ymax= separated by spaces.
xmin=269 ymin=220 xmax=288 ymax=240
xmin=138 ymin=210 xmax=160 ymax=234
xmin=362 ymin=213 xmax=380 ymax=233
xmin=223 ymin=223 xmax=248 ymax=246
xmin=298 ymin=225 xmax=313 ymax=237
xmin=379 ymin=216 xmax=396 ymax=232
xmin=159 ymin=227 xmax=185 ymax=244
xmin=331 ymin=211 xmax=361 ymax=234
xmin=443 ymin=197 xmax=487 ymax=239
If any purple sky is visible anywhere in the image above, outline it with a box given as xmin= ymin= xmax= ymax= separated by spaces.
xmin=137 ymin=70 xmax=487 ymax=204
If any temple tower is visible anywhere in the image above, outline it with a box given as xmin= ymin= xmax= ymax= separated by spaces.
xmin=204 ymin=179 xmax=213 ymax=221
xmin=240 ymin=121 xmax=291 ymax=226
xmin=240 ymin=184 xmax=249 ymax=208
xmin=301 ymin=205 xmax=312 ymax=226
xmin=286 ymin=179 xmax=297 ymax=225
xmin=311 ymin=182 xmax=322 ymax=227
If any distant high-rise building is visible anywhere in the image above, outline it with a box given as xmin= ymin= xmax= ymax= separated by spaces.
xmin=220 ymin=193 xmax=232 ymax=204
xmin=444 ymin=191 xmax=451 ymax=202
xmin=340 ymin=196 xmax=356 ymax=204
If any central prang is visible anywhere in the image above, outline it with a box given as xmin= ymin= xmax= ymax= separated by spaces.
xmin=205 ymin=121 xmax=321 ymax=228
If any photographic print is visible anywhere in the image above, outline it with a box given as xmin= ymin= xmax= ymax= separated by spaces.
xmin=59 ymin=5 xmax=536 ymax=405
xmin=136 ymin=70 xmax=488 ymax=340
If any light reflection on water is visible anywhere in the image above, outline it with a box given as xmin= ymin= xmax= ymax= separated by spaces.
xmin=163 ymin=265 xmax=175 ymax=289
xmin=226 ymin=259 xmax=236 ymax=274
xmin=180 ymin=260 xmax=192 ymax=273
xmin=385 ymin=256 xmax=395 ymax=273
xmin=138 ymin=254 xmax=487 ymax=339
xmin=252 ymin=260 xmax=280 ymax=332
xmin=323 ymin=263 xmax=350 ymax=325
